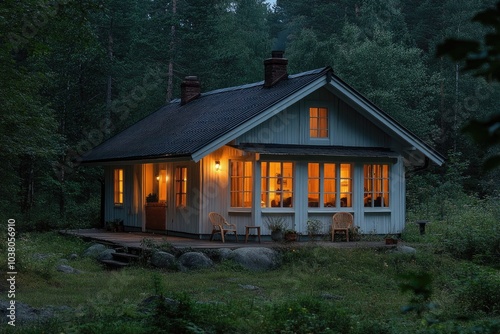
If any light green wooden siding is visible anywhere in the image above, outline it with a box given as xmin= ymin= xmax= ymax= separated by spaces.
xmin=249 ymin=159 xmax=404 ymax=236
xmin=104 ymin=165 xmax=142 ymax=229
xmin=236 ymin=88 xmax=391 ymax=148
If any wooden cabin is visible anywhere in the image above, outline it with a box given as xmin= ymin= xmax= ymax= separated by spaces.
xmin=82 ymin=52 xmax=444 ymax=238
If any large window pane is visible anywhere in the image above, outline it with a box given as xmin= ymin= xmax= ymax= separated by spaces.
xmin=261 ymin=161 xmax=293 ymax=208
xmin=309 ymin=107 xmax=329 ymax=138
xmin=175 ymin=167 xmax=187 ymax=207
xmin=340 ymin=164 xmax=352 ymax=207
xmin=308 ymin=163 xmax=320 ymax=207
xmin=324 ymin=163 xmax=336 ymax=207
xmin=364 ymin=164 xmax=390 ymax=207
xmin=230 ymin=161 xmax=253 ymax=207
xmin=114 ymin=169 xmax=123 ymax=205
xmin=307 ymin=163 xmax=350 ymax=208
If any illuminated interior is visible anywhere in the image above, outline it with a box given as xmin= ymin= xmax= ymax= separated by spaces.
xmin=261 ymin=162 xmax=293 ymax=207
xmin=309 ymin=107 xmax=329 ymax=138
xmin=308 ymin=163 xmax=320 ymax=206
xmin=364 ymin=164 xmax=390 ymax=207
xmin=114 ymin=168 xmax=123 ymax=205
xmin=340 ymin=164 xmax=352 ymax=207
xmin=230 ymin=161 xmax=253 ymax=207
xmin=324 ymin=163 xmax=336 ymax=206
xmin=175 ymin=166 xmax=187 ymax=207
xmin=158 ymin=169 xmax=167 ymax=202
xmin=308 ymin=163 xmax=350 ymax=207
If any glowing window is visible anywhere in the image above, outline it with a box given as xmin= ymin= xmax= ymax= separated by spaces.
xmin=114 ymin=169 xmax=124 ymax=205
xmin=309 ymin=107 xmax=329 ymax=138
xmin=364 ymin=164 xmax=390 ymax=207
xmin=230 ymin=161 xmax=253 ymax=208
xmin=175 ymin=167 xmax=187 ymax=207
xmin=261 ymin=162 xmax=293 ymax=208
xmin=307 ymin=163 xmax=351 ymax=208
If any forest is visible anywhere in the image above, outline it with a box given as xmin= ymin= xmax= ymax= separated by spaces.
xmin=1 ymin=0 xmax=499 ymax=229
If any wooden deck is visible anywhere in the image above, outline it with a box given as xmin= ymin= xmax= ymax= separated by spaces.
xmin=60 ymin=228 xmax=390 ymax=251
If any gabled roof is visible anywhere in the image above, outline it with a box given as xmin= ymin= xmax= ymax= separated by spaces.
xmin=81 ymin=68 xmax=328 ymax=164
xmin=81 ymin=67 xmax=445 ymax=166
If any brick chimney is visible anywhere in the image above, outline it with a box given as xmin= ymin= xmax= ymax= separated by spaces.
xmin=181 ymin=76 xmax=201 ymax=105
xmin=264 ymin=51 xmax=288 ymax=88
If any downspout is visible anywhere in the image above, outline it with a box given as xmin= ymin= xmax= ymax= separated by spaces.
xmin=405 ymin=157 xmax=430 ymax=177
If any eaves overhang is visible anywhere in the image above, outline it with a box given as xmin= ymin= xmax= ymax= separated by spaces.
xmin=326 ymin=77 xmax=445 ymax=166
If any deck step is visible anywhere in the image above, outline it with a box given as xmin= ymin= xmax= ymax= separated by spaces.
xmin=112 ymin=252 xmax=140 ymax=263
xmin=100 ymin=259 xmax=129 ymax=269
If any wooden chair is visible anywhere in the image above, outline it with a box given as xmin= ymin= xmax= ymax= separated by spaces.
xmin=208 ymin=212 xmax=238 ymax=243
xmin=331 ymin=212 xmax=353 ymax=242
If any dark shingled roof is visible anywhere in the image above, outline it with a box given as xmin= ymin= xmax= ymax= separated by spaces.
xmin=82 ymin=68 xmax=329 ymax=163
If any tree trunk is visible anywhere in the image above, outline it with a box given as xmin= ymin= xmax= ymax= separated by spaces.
xmin=166 ymin=0 xmax=177 ymax=103
xmin=106 ymin=17 xmax=114 ymax=127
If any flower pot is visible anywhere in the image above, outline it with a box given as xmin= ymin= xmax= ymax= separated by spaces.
xmin=271 ymin=230 xmax=283 ymax=242
xmin=385 ymin=238 xmax=398 ymax=245
xmin=285 ymin=232 xmax=298 ymax=242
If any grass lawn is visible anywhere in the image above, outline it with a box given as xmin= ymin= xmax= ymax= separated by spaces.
xmin=2 ymin=230 xmax=499 ymax=333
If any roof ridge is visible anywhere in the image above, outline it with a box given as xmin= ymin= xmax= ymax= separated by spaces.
xmin=201 ymin=67 xmax=328 ymax=97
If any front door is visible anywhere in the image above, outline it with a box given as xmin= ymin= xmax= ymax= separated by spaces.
xmin=143 ymin=164 xmax=168 ymax=231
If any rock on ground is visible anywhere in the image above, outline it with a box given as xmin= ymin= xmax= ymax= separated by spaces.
xmin=56 ymin=264 xmax=82 ymax=274
xmin=96 ymin=248 xmax=116 ymax=261
xmin=150 ymin=251 xmax=176 ymax=268
xmin=177 ymin=252 xmax=213 ymax=271
xmin=392 ymin=245 xmax=417 ymax=255
xmin=83 ymin=244 xmax=107 ymax=258
xmin=230 ymin=247 xmax=281 ymax=271
xmin=0 ymin=300 xmax=71 ymax=324
xmin=218 ymin=248 xmax=233 ymax=260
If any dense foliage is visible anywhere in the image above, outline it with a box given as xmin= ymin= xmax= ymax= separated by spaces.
xmin=0 ymin=0 xmax=499 ymax=227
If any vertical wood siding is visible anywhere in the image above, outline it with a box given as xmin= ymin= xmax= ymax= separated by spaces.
xmin=104 ymin=87 xmax=408 ymax=236
xmin=236 ymin=88 xmax=392 ymax=148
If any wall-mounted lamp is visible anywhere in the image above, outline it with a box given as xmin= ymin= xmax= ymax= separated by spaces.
xmin=156 ymin=175 xmax=160 ymax=181
xmin=215 ymin=161 xmax=221 ymax=172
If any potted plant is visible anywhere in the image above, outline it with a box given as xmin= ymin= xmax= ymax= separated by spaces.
xmin=306 ymin=219 xmax=323 ymax=241
xmin=266 ymin=217 xmax=287 ymax=242
xmin=146 ymin=193 xmax=159 ymax=203
xmin=384 ymin=234 xmax=399 ymax=245
xmin=349 ymin=225 xmax=361 ymax=241
xmin=284 ymin=229 xmax=298 ymax=242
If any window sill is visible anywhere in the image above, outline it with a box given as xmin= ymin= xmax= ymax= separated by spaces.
xmin=261 ymin=208 xmax=295 ymax=214
xmin=228 ymin=208 xmax=252 ymax=213
xmin=364 ymin=208 xmax=391 ymax=213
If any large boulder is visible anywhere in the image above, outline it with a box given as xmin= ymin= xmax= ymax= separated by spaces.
xmin=177 ymin=252 xmax=213 ymax=271
xmin=96 ymin=248 xmax=116 ymax=261
xmin=230 ymin=247 xmax=281 ymax=271
xmin=150 ymin=251 xmax=176 ymax=269
xmin=83 ymin=244 xmax=107 ymax=258
xmin=392 ymin=245 xmax=417 ymax=255
xmin=218 ymin=248 xmax=233 ymax=260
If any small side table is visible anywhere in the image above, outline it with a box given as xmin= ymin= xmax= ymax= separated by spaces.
xmin=245 ymin=226 xmax=261 ymax=243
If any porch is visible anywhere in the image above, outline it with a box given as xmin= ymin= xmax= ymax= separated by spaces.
xmin=59 ymin=228 xmax=391 ymax=251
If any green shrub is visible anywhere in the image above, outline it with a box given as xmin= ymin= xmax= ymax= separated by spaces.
xmin=264 ymin=297 xmax=351 ymax=333
xmin=406 ymin=194 xmax=500 ymax=267
xmin=455 ymin=269 xmax=500 ymax=315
